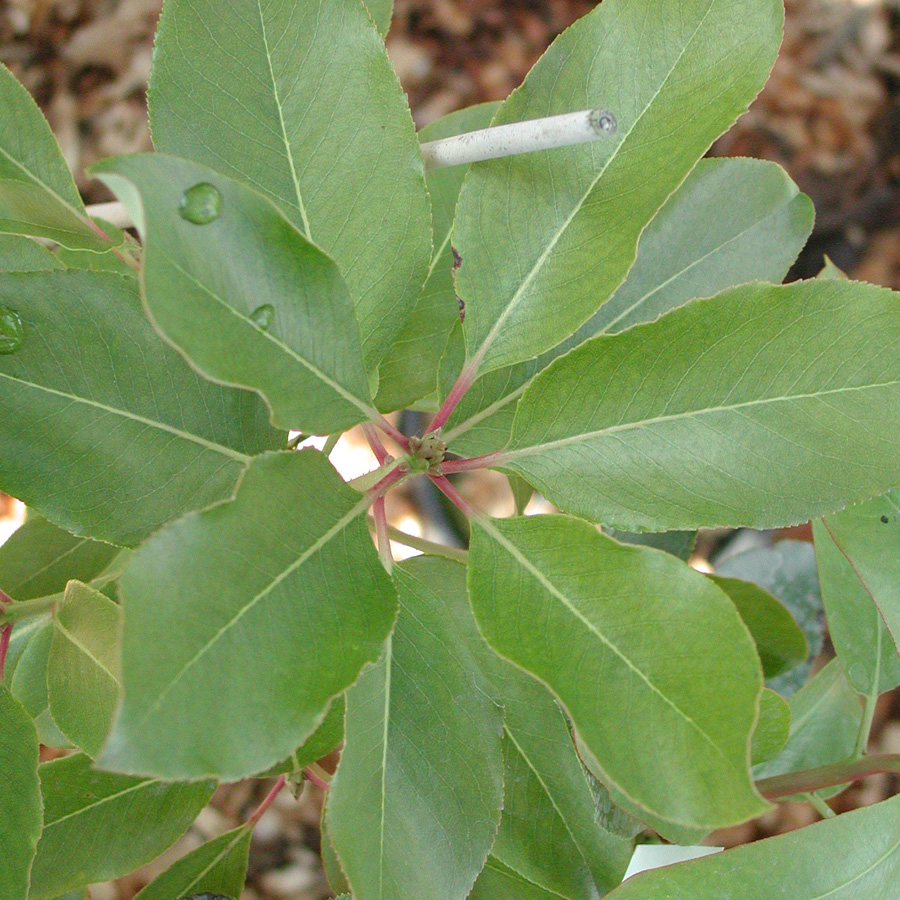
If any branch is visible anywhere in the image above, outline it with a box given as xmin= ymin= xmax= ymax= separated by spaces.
xmin=756 ymin=754 xmax=900 ymax=800
xmin=420 ymin=108 xmax=618 ymax=169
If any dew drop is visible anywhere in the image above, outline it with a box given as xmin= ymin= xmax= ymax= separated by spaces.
xmin=250 ymin=304 xmax=275 ymax=331
xmin=0 ymin=306 xmax=24 ymax=354
xmin=178 ymin=183 xmax=223 ymax=225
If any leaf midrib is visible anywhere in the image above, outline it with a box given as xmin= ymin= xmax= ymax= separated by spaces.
xmin=54 ymin=619 xmax=118 ymax=685
xmin=507 ymin=380 xmax=900 ymax=460
xmin=137 ymin=495 xmax=371 ymax=727
xmin=0 ymin=372 xmax=250 ymax=463
xmin=167 ymin=258 xmax=375 ymax=421
xmin=468 ymin=1 xmax=717 ymax=368
xmin=479 ymin=517 xmax=738 ymax=773
xmin=254 ymin=0 xmax=312 ymax=240
xmin=43 ymin=778 xmax=152 ymax=829
xmin=0 ymin=372 xmax=250 ymax=464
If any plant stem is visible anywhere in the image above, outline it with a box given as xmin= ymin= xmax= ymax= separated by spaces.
xmin=373 ymin=496 xmax=393 ymax=574
xmin=756 ymin=753 xmax=900 ymax=799
xmin=246 ymin=775 xmax=286 ymax=826
xmin=372 ymin=414 xmax=410 ymax=452
xmin=286 ymin=432 xmax=310 ymax=450
xmin=363 ymin=423 xmax=392 ymax=465
xmin=855 ymin=687 xmax=878 ymax=757
xmin=367 ymin=519 xmax=469 ymax=564
xmin=0 ymin=587 xmax=12 ymax=609
xmin=0 ymin=624 xmax=12 ymax=682
xmin=441 ymin=451 xmax=509 ymax=474
xmin=427 ymin=363 xmax=479 ymax=435
xmin=805 ymin=793 xmax=836 ymax=819
xmin=0 ymin=594 xmax=60 ymax=626
xmin=367 ymin=465 xmax=408 ymax=501
xmin=322 ymin=433 xmax=341 ymax=458
xmin=429 ymin=475 xmax=482 ymax=521
xmin=420 ymin=108 xmax=618 ymax=169
xmin=304 ymin=766 xmax=331 ymax=792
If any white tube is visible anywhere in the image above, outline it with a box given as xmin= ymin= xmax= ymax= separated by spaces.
xmin=420 ymin=108 xmax=617 ymax=170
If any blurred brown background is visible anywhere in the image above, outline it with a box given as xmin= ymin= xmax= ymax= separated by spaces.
xmin=2 ymin=1 xmax=900 ymax=897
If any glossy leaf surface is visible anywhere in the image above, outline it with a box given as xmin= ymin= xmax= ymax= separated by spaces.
xmin=48 ymin=580 xmax=122 ymax=757
xmin=102 ymin=451 xmax=396 ymax=781
xmin=30 ymin=753 xmax=215 ymax=900
xmin=446 ymin=157 xmax=813 ymax=457
xmin=0 ymin=270 xmax=281 ymax=546
xmin=0 ymin=64 xmax=109 ymax=250
xmin=133 ymin=826 xmax=252 ymax=900
xmin=609 ymin=793 xmax=900 ymax=899
xmin=816 ymin=491 xmax=900 ymax=691
xmin=149 ymin=0 xmax=430 ymax=371
xmin=453 ymin=0 xmax=783 ymax=374
xmin=376 ymin=103 xmax=499 ymax=412
xmin=716 ymin=540 xmax=823 ymax=697
xmin=505 ymin=280 xmax=900 ymax=531
xmin=0 ymin=514 xmax=118 ymax=602
xmin=711 ymin=576 xmax=808 ymax=679
xmin=469 ymin=514 xmax=767 ymax=833
xmin=328 ymin=557 xmax=503 ymax=900
xmin=754 ymin=660 xmax=861 ymax=786
xmin=489 ymin=661 xmax=634 ymax=897
xmin=0 ymin=687 xmax=41 ymax=900
xmin=93 ymin=154 xmax=375 ymax=435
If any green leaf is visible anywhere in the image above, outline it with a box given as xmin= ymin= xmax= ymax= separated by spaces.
xmin=328 ymin=557 xmax=503 ymax=900
xmin=489 ymin=661 xmax=634 ymax=897
xmin=101 ymin=450 xmax=396 ymax=781
xmin=29 ymin=753 xmax=215 ymax=900
xmin=0 ymin=270 xmax=282 ymax=546
xmin=504 ymin=280 xmax=900 ymax=532
xmin=148 ymin=0 xmax=430 ymax=372
xmin=470 ymin=858 xmax=575 ymax=900
xmin=0 ymin=514 xmax=120 ymax=600
xmin=10 ymin=621 xmax=70 ymax=747
xmin=710 ymin=576 xmax=808 ymax=679
xmin=751 ymin=689 xmax=791 ymax=766
xmin=321 ymin=806 xmax=351 ymax=895
xmin=48 ymin=581 xmax=122 ymax=757
xmin=507 ymin=474 xmax=534 ymax=517
xmin=608 ymin=793 xmax=900 ymax=899
xmin=452 ymin=0 xmax=783 ymax=376
xmin=606 ymin=530 xmax=696 ymax=563
xmin=92 ymin=154 xmax=376 ymax=435
xmin=365 ymin=0 xmax=393 ymax=35
xmin=0 ymin=64 xmax=111 ymax=251
xmin=2 ymin=614 xmax=50 ymax=686
xmin=56 ymin=219 xmax=139 ymax=275
xmin=753 ymin=659 xmax=861 ymax=788
xmin=445 ymin=157 xmax=814 ymax=457
xmin=0 ymin=234 xmax=62 ymax=271
xmin=0 ymin=687 xmax=42 ymax=900
xmin=816 ymin=491 xmax=900 ymax=694
xmin=376 ymin=103 xmax=500 ymax=412
xmin=0 ymin=514 xmax=119 ymax=602
xmin=132 ymin=826 xmax=252 ymax=900
xmin=716 ymin=540 xmax=824 ymax=697
xmin=468 ymin=514 xmax=768 ymax=834
xmin=257 ymin=694 xmax=345 ymax=777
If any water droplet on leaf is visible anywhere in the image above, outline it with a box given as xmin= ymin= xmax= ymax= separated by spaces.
xmin=0 ymin=306 xmax=24 ymax=354
xmin=178 ymin=183 xmax=223 ymax=225
xmin=250 ymin=304 xmax=275 ymax=330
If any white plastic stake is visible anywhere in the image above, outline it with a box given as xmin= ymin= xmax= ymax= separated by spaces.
xmin=623 ymin=844 xmax=723 ymax=881
xmin=420 ymin=108 xmax=618 ymax=170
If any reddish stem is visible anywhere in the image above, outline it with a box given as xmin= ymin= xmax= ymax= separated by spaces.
xmin=368 ymin=466 xmax=406 ymax=501
xmin=247 ymin=775 xmax=286 ymax=826
xmin=440 ymin=451 xmax=509 ymax=475
xmin=373 ymin=415 xmax=410 ymax=453
xmin=0 ymin=588 xmax=13 ymax=610
xmin=304 ymin=767 xmax=332 ymax=792
xmin=85 ymin=217 xmax=140 ymax=272
xmin=429 ymin=474 xmax=481 ymax=520
xmin=756 ymin=754 xmax=900 ymax=800
xmin=0 ymin=625 xmax=13 ymax=682
xmin=363 ymin=423 xmax=392 ymax=466
xmin=427 ymin=364 xmax=478 ymax=435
